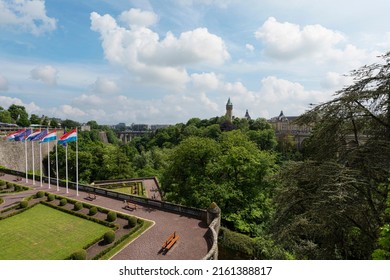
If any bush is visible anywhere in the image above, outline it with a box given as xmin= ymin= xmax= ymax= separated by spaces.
xmin=47 ymin=194 xmax=55 ymax=202
xmin=70 ymin=249 xmax=87 ymax=260
xmin=6 ymin=182 xmax=13 ymax=189
xmin=103 ymin=230 xmax=116 ymax=244
xmin=36 ymin=191 xmax=45 ymax=198
xmin=107 ymin=211 xmax=117 ymax=222
xmin=0 ymin=180 xmax=5 ymax=186
xmin=59 ymin=198 xmax=67 ymax=206
xmin=19 ymin=200 xmax=28 ymax=208
xmin=127 ymin=216 xmax=138 ymax=228
xmin=89 ymin=206 xmax=98 ymax=216
xmin=14 ymin=185 xmax=21 ymax=191
xmin=73 ymin=202 xmax=83 ymax=211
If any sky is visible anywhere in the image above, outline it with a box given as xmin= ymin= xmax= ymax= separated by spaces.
xmin=1 ymin=0 xmax=390 ymax=125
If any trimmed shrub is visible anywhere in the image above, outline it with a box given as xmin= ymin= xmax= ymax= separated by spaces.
xmin=36 ymin=191 xmax=45 ymax=198
xmin=89 ymin=206 xmax=98 ymax=216
xmin=19 ymin=200 xmax=28 ymax=208
xmin=14 ymin=185 xmax=21 ymax=191
xmin=103 ymin=230 xmax=116 ymax=244
xmin=59 ymin=198 xmax=67 ymax=206
xmin=107 ymin=211 xmax=117 ymax=222
xmin=47 ymin=194 xmax=55 ymax=202
xmin=0 ymin=180 xmax=6 ymax=186
xmin=70 ymin=249 xmax=87 ymax=260
xmin=6 ymin=182 xmax=13 ymax=189
xmin=73 ymin=202 xmax=83 ymax=211
xmin=127 ymin=216 xmax=137 ymax=228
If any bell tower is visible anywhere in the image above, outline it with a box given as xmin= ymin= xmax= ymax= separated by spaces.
xmin=225 ymin=98 xmax=233 ymax=122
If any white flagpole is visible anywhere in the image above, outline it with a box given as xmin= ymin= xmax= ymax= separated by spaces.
xmin=25 ymin=136 xmax=28 ymax=183
xmin=32 ymin=140 xmax=35 ymax=185
xmin=47 ymin=140 xmax=50 ymax=189
xmin=65 ymin=144 xmax=68 ymax=193
xmin=40 ymin=141 xmax=43 ymax=187
xmin=56 ymin=140 xmax=59 ymax=191
xmin=76 ymin=127 xmax=79 ymax=196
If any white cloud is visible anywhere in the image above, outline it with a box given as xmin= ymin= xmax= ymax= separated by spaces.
xmin=119 ymin=8 xmax=158 ymax=27
xmin=90 ymin=10 xmax=229 ymax=88
xmin=321 ymin=72 xmax=353 ymax=90
xmin=0 ymin=95 xmax=40 ymax=113
xmin=191 ymin=72 xmax=220 ymax=90
xmin=255 ymin=17 xmax=345 ymax=60
xmin=91 ymin=77 xmax=119 ymax=94
xmin=58 ymin=105 xmax=86 ymax=118
xmin=0 ymin=74 xmax=9 ymax=91
xmin=245 ymin=43 xmax=255 ymax=52
xmin=30 ymin=65 xmax=58 ymax=86
xmin=0 ymin=0 xmax=56 ymax=35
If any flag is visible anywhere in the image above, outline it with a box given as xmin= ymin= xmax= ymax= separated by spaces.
xmin=6 ymin=129 xmax=25 ymax=141
xmin=58 ymin=128 xmax=77 ymax=145
xmin=31 ymin=129 xmax=48 ymax=141
xmin=26 ymin=130 xmax=41 ymax=141
xmin=39 ymin=130 xmax=57 ymax=143
xmin=15 ymin=129 xmax=31 ymax=141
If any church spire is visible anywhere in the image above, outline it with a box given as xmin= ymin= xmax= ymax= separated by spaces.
xmin=225 ymin=97 xmax=233 ymax=122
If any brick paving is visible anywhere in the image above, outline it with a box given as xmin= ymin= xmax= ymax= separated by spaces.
xmin=0 ymin=174 xmax=210 ymax=260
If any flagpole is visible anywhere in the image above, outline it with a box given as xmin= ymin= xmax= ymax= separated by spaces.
xmin=56 ymin=140 xmax=59 ymax=191
xmin=32 ymin=140 xmax=35 ymax=185
xmin=76 ymin=127 xmax=79 ymax=196
xmin=47 ymin=140 xmax=50 ymax=189
xmin=65 ymin=144 xmax=68 ymax=193
xmin=25 ymin=136 xmax=28 ymax=183
xmin=40 ymin=141 xmax=43 ymax=187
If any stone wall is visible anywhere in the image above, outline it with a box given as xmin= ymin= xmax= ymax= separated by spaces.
xmin=0 ymin=138 xmax=55 ymax=173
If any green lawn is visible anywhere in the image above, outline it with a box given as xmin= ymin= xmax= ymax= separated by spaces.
xmin=0 ymin=204 xmax=110 ymax=260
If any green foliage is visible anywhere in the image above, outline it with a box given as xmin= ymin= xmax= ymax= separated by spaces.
xmin=219 ymin=227 xmax=292 ymax=260
xmin=162 ymin=131 xmax=277 ymax=236
xmin=70 ymin=249 xmax=87 ymax=260
xmin=47 ymin=194 xmax=55 ymax=202
xmin=89 ymin=206 xmax=98 ymax=216
xmin=19 ymin=200 xmax=28 ymax=209
xmin=0 ymin=180 xmax=5 ymax=187
xmin=127 ymin=216 xmax=137 ymax=228
xmin=106 ymin=211 xmax=117 ymax=222
xmin=6 ymin=182 xmax=13 ymax=188
xmin=73 ymin=202 xmax=83 ymax=211
xmin=36 ymin=191 xmax=45 ymax=198
xmin=59 ymin=198 xmax=67 ymax=206
xmin=103 ymin=230 xmax=116 ymax=244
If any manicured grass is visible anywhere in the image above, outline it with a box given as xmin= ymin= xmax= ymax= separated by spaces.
xmin=0 ymin=204 xmax=110 ymax=260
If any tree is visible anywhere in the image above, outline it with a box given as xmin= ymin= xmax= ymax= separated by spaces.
xmin=29 ymin=114 xmax=41 ymax=125
xmin=273 ymin=161 xmax=383 ymax=259
xmin=8 ymin=104 xmax=30 ymax=127
xmin=275 ymin=52 xmax=390 ymax=259
xmin=0 ymin=107 xmax=12 ymax=123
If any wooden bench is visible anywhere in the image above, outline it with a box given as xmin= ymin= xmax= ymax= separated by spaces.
xmin=123 ymin=200 xmax=137 ymax=210
xmin=161 ymin=231 xmax=180 ymax=254
xmin=87 ymin=192 xmax=97 ymax=200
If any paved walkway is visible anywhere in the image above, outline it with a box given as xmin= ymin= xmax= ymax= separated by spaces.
xmin=0 ymin=174 xmax=210 ymax=260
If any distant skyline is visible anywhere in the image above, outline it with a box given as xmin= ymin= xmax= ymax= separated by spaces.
xmin=1 ymin=0 xmax=390 ymax=124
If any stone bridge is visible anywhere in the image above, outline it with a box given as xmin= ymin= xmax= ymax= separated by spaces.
xmin=118 ymin=131 xmax=152 ymax=143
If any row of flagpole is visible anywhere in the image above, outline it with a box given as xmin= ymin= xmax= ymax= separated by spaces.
xmin=5 ymin=127 xmax=79 ymax=196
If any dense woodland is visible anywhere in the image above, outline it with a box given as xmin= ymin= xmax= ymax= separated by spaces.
xmin=1 ymin=53 xmax=390 ymax=260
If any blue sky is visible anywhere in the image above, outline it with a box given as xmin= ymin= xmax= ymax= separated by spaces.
xmin=1 ymin=0 xmax=390 ymax=125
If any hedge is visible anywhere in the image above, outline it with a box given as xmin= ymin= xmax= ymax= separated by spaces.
xmin=70 ymin=249 xmax=87 ymax=260
xmin=103 ymin=230 xmax=116 ymax=244
xmin=73 ymin=202 xmax=83 ymax=211
xmin=107 ymin=211 xmax=117 ymax=222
